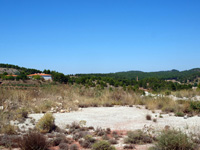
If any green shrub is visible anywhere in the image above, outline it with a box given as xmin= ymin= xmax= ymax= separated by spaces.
xmin=165 ymin=90 xmax=171 ymax=96
xmin=92 ymin=140 xmax=116 ymax=150
xmin=32 ymin=75 xmax=43 ymax=80
xmin=36 ymin=112 xmax=55 ymax=133
xmin=190 ymin=101 xmax=200 ymax=112
xmin=175 ymin=112 xmax=184 ymax=117
xmin=152 ymin=129 xmax=196 ymax=150
xmin=124 ymin=130 xmax=153 ymax=144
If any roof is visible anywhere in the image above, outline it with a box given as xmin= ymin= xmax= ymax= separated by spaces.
xmin=6 ymin=75 xmax=17 ymax=77
xmin=27 ymin=73 xmax=51 ymax=77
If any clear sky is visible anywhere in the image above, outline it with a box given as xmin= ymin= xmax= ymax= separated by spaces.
xmin=0 ymin=0 xmax=200 ymax=74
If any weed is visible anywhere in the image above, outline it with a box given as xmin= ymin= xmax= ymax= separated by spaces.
xmin=59 ymin=143 xmax=69 ymax=150
xmin=175 ymin=111 xmax=185 ymax=117
xmin=70 ymin=144 xmax=78 ymax=150
xmin=92 ymin=140 xmax=116 ymax=150
xmin=109 ymin=138 xmax=118 ymax=145
xmin=124 ymin=130 xmax=153 ymax=144
xmin=152 ymin=129 xmax=196 ymax=150
xmin=1 ymin=124 xmax=17 ymax=135
xmin=95 ymin=127 xmax=106 ymax=136
xmin=36 ymin=112 xmax=55 ymax=133
xmin=106 ymin=128 xmax=111 ymax=134
xmin=153 ymin=118 xmax=157 ymax=122
xmin=18 ymin=131 xmax=48 ymax=150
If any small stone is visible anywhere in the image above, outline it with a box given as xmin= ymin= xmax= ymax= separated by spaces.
xmin=0 ymin=106 xmax=4 ymax=110
xmin=60 ymin=109 xmax=65 ymax=113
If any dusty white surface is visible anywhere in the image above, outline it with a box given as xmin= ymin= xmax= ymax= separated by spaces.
xmin=29 ymin=106 xmax=200 ymax=133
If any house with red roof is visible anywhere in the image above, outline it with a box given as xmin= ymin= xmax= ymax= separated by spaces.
xmin=27 ymin=73 xmax=52 ymax=80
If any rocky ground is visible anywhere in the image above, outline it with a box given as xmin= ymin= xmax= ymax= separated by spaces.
xmin=2 ymin=105 xmax=200 ymax=150
xmin=27 ymin=106 xmax=200 ymax=133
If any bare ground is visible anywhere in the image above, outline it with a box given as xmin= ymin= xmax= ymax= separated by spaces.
xmin=29 ymin=106 xmax=200 ymax=133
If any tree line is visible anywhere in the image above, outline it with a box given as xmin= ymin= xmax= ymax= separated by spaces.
xmin=0 ymin=63 xmax=198 ymax=92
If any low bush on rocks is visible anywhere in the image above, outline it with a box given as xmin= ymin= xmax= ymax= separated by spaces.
xmin=52 ymin=134 xmax=68 ymax=146
xmin=102 ymin=134 xmax=110 ymax=140
xmin=175 ymin=111 xmax=185 ymax=117
xmin=0 ymin=135 xmax=20 ymax=148
xmin=84 ymin=134 xmax=96 ymax=143
xmin=150 ymin=129 xmax=196 ymax=150
xmin=123 ymin=144 xmax=136 ymax=149
xmin=18 ymin=131 xmax=48 ymax=150
xmin=1 ymin=124 xmax=17 ymax=135
xmin=59 ymin=142 xmax=69 ymax=150
xmin=36 ymin=112 xmax=55 ymax=133
xmin=124 ymin=129 xmax=153 ymax=144
xmin=70 ymin=144 xmax=79 ymax=150
xmin=109 ymin=138 xmax=118 ymax=145
xmin=92 ymin=140 xmax=116 ymax=150
xmin=112 ymin=131 xmax=119 ymax=139
xmin=95 ymin=127 xmax=106 ymax=136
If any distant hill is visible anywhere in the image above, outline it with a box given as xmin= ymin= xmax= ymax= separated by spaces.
xmin=1 ymin=63 xmax=200 ymax=83
xmin=0 ymin=63 xmax=42 ymax=75
xmin=76 ymin=68 xmax=200 ymax=83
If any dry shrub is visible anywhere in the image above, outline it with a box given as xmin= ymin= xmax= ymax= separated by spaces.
xmin=151 ymin=129 xmax=196 ymax=150
xmin=1 ymin=124 xmax=17 ymax=135
xmin=124 ymin=130 xmax=153 ymax=144
xmin=109 ymin=138 xmax=118 ymax=145
xmin=18 ymin=131 xmax=48 ymax=150
xmin=70 ymin=144 xmax=78 ymax=150
xmin=173 ymin=90 xmax=200 ymax=98
xmin=52 ymin=134 xmax=68 ymax=146
xmin=0 ymin=135 xmax=20 ymax=148
xmin=59 ymin=142 xmax=69 ymax=150
xmin=92 ymin=140 xmax=116 ymax=150
xmin=146 ymin=114 xmax=152 ymax=120
xmin=95 ymin=127 xmax=106 ymax=136
xmin=36 ymin=112 xmax=55 ymax=133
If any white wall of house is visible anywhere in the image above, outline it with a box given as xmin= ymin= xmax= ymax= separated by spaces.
xmin=42 ymin=76 xmax=52 ymax=80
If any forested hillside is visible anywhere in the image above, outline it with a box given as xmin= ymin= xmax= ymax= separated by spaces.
xmin=77 ymin=68 xmax=200 ymax=83
xmin=0 ymin=63 xmax=199 ymax=92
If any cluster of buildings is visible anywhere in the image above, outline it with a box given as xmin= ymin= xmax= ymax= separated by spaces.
xmin=6 ymin=73 xmax=52 ymax=81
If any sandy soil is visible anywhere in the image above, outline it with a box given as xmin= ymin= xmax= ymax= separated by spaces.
xmin=29 ymin=106 xmax=200 ymax=133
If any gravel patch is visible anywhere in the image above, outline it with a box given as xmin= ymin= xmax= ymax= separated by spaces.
xmin=29 ymin=106 xmax=200 ymax=133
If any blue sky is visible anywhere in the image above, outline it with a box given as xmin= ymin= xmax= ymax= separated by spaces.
xmin=0 ymin=0 xmax=200 ymax=74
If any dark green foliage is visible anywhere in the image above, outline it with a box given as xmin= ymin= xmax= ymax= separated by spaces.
xmin=190 ymin=101 xmax=200 ymax=112
xmin=51 ymin=71 xmax=69 ymax=83
xmin=0 ymin=63 xmax=42 ymax=74
xmin=0 ymin=63 xmax=197 ymax=92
